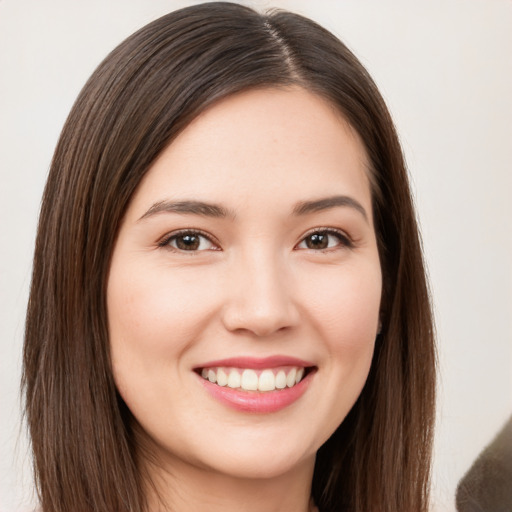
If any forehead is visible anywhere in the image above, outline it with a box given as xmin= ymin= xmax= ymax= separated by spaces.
xmin=127 ymin=87 xmax=372 ymax=219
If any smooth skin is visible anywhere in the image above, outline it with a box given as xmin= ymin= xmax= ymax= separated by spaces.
xmin=107 ymin=87 xmax=382 ymax=512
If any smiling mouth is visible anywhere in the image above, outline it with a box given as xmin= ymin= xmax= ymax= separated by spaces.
xmin=197 ymin=366 xmax=313 ymax=392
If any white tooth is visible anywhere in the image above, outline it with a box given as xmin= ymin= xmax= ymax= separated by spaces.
xmin=201 ymin=368 xmax=208 ymax=379
xmin=258 ymin=369 xmax=276 ymax=391
xmin=275 ymin=370 xmax=287 ymax=389
xmin=286 ymin=368 xmax=297 ymax=387
xmin=295 ymin=367 xmax=305 ymax=384
xmin=227 ymin=369 xmax=241 ymax=388
xmin=208 ymin=369 xmax=217 ymax=383
xmin=217 ymin=368 xmax=228 ymax=386
xmin=241 ymin=369 xmax=258 ymax=391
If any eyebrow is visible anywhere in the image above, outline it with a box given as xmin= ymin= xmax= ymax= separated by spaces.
xmin=139 ymin=200 xmax=234 ymax=221
xmin=293 ymin=195 xmax=369 ymax=222
xmin=139 ymin=195 xmax=368 ymax=222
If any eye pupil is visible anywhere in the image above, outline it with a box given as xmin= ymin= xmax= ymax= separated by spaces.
xmin=306 ymin=233 xmax=328 ymax=249
xmin=176 ymin=234 xmax=200 ymax=250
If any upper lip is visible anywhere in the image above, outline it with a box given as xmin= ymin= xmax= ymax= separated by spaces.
xmin=195 ymin=355 xmax=315 ymax=370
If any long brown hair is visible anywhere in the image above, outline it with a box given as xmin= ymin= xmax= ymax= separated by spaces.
xmin=23 ymin=3 xmax=436 ymax=511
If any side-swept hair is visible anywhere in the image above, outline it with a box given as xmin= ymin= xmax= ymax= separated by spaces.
xmin=23 ymin=3 xmax=436 ymax=511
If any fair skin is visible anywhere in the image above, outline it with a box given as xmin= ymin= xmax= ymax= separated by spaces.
xmin=107 ymin=87 xmax=382 ymax=512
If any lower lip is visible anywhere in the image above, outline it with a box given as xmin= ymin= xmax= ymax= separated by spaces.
xmin=197 ymin=371 xmax=314 ymax=413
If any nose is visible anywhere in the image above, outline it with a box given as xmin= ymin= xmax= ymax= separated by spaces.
xmin=221 ymin=250 xmax=300 ymax=337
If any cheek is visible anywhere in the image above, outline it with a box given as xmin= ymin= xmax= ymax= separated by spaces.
xmin=285 ymin=259 xmax=381 ymax=443
xmin=106 ymin=262 xmax=220 ymax=433
xmin=108 ymin=261 xmax=213 ymax=353
xmin=303 ymin=258 xmax=381 ymax=391
xmin=302 ymin=258 xmax=382 ymax=341
xmin=106 ymin=260 xmax=218 ymax=408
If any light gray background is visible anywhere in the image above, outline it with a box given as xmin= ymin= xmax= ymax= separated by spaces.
xmin=1 ymin=1 xmax=511 ymax=510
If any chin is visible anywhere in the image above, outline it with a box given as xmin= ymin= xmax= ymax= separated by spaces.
xmin=149 ymin=423 xmax=318 ymax=482
xmin=204 ymin=448 xmax=315 ymax=481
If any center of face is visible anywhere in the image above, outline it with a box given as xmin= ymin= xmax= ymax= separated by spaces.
xmin=107 ymin=86 xmax=382 ymax=482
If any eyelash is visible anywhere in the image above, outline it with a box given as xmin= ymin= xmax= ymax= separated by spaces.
xmin=158 ymin=228 xmax=353 ymax=253
xmin=297 ymin=228 xmax=353 ymax=251
xmin=158 ymin=229 xmax=220 ymax=253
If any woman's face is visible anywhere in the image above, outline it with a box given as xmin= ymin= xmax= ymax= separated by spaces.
xmin=107 ymin=87 xmax=382 ymax=482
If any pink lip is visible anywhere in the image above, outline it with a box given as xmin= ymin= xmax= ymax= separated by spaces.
xmin=196 ymin=355 xmax=315 ymax=370
xmin=198 ymin=374 xmax=313 ymax=413
xmin=196 ymin=365 xmax=315 ymax=414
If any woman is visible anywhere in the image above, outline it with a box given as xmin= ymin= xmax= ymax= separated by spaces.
xmin=23 ymin=2 xmax=436 ymax=511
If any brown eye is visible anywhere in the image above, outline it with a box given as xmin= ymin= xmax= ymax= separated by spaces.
xmin=297 ymin=230 xmax=351 ymax=251
xmin=306 ymin=233 xmax=328 ymax=249
xmin=163 ymin=231 xmax=217 ymax=252
xmin=175 ymin=234 xmax=201 ymax=250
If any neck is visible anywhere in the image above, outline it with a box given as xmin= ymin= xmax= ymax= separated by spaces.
xmin=142 ymin=452 xmax=317 ymax=512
